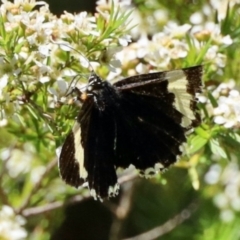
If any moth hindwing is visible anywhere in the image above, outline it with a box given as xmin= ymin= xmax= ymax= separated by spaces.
xmin=59 ymin=65 xmax=202 ymax=200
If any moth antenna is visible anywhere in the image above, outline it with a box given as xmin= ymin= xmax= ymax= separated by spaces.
xmin=64 ymin=75 xmax=80 ymax=96
xmin=65 ymin=74 xmax=91 ymax=98
xmin=51 ymin=39 xmax=95 ymax=72
xmin=51 ymin=40 xmax=96 ymax=96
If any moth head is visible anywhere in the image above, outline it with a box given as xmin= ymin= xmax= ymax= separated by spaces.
xmin=87 ymin=72 xmax=104 ymax=92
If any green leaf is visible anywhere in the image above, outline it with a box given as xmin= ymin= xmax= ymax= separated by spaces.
xmin=188 ymin=166 xmax=200 ymax=190
xmin=195 ymin=126 xmax=211 ymax=139
xmin=208 ymin=90 xmax=218 ymax=108
xmin=0 ymin=13 xmax=6 ymax=42
xmin=189 ymin=135 xmax=208 ymax=154
xmin=195 ymin=38 xmax=212 ymax=65
xmin=25 ymin=104 xmax=39 ymax=120
xmin=210 ymin=139 xmax=227 ymax=159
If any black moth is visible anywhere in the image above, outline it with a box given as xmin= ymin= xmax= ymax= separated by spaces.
xmin=59 ymin=66 xmax=202 ymax=200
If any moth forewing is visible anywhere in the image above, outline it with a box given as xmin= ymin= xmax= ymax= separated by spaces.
xmin=58 ymin=129 xmax=85 ymax=188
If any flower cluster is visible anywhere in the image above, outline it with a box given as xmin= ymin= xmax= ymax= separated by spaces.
xmin=201 ymin=81 xmax=240 ymax=129
xmin=205 ymin=162 xmax=240 ymax=222
xmin=0 ymin=0 xmax=135 ymax=129
xmin=0 ymin=205 xmax=27 ymax=239
xmin=100 ymin=1 xmax=235 ymax=84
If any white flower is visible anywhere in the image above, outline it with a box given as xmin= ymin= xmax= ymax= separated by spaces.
xmin=34 ymin=60 xmax=52 ymax=75
xmin=164 ymin=23 xmax=192 ymax=38
xmin=220 ymin=209 xmax=235 ymax=222
xmin=169 ymin=40 xmax=188 ymax=59
xmin=0 ymin=205 xmax=27 ymax=240
xmin=2 ymin=147 xmax=33 ymax=178
xmin=48 ymin=79 xmax=69 ymax=104
xmin=231 ymin=198 xmax=240 ymax=211
xmin=214 ymin=116 xmax=226 ymax=125
xmin=206 ymin=46 xmax=226 ymax=68
xmin=136 ymin=63 xmax=148 ymax=74
xmin=118 ymin=35 xmax=132 ymax=46
xmin=0 ymin=74 xmax=8 ymax=89
xmin=153 ymin=9 xmax=169 ymax=24
xmin=0 ymin=118 xmax=7 ymax=127
xmin=79 ymin=55 xmax=90 ymax=69
xmin=206 ymin=80 xmax=240 ymax=129
xmin=190 ymin=12 xmax=203 ymax=24
xmin=214 ymin=193 xmax=228 ymax=209
xmin=39 ymin=76 xmax=50 ymax=83
xmin=221 ymin=35 xmax=233 ymax=45
xmin=204 ymin=164 xmax=222 ymax=184
xmin=74 ymin=12 xmax=95 ymax=34
xmin=38 ymin=44 xmax=51 ymax=57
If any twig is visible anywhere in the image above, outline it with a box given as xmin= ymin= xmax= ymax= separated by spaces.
xmin=118 ymin=170 xmax=138 ymax=185
xmin=0 ymin=184 xmax=9 ymax=206
xmin=122 ymin=201 xmax=199 ymax=240
xmin=0 ymin=145 xmax=16 ymax=206
xmin=22 ymin=194 xmax=88 ymax=217
xmin=21 ymin=169 xmax=138 ymax=217
xmin=109 ymin=180 xmax=136 ymax=240
xmin=16 ymin=158 xmax=58 ymax=214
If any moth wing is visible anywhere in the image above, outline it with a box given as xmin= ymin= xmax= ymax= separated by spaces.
xmin=58 ymin=99 xmax=93 ymax=188
xmin=113 ymin=66 xmax=202 ymax=176
xmin=58 ymin=122 xmax=85 ymax=188
xmin=114 ymin=65 xmax=202 ymax=129
xmin=113 ymin=92 xmax=186 ymax=176
xmin=82 ymin=105 xmax=119 ymax=200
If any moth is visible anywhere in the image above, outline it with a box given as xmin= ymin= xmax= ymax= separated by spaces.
xmin=59 ymin=65 xmax=202 ymax=200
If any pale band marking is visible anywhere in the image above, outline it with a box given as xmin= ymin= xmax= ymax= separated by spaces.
xmin=139 ymin=162 xmax=165 ymax=178
xmin=73 ymin=122 xmax=88 ymax=179
xmin=108 ymin=183 xmax=120 ymax=197
xmin=165 ymin=70 xmax=195 ymax=127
